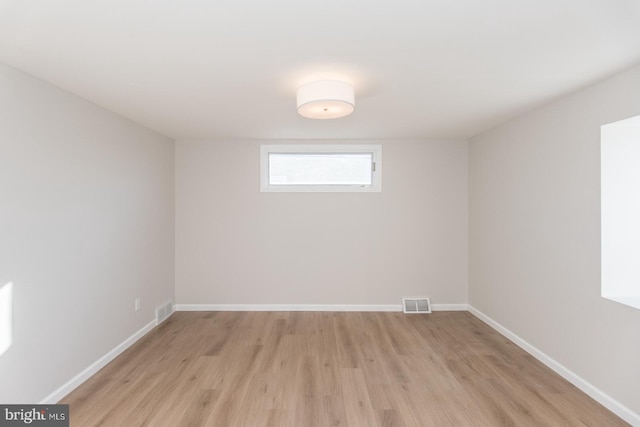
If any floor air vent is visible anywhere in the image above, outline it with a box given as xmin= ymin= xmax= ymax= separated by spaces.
xmin=403 ymin=298 xmax=431 ymax=314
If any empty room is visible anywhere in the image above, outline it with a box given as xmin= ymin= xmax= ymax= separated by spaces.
xmin=1 ymin=1 xmax=639 ymax=426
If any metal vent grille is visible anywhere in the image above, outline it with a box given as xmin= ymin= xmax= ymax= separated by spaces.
xmin=402 ymin=298 xmax=431 ymax=314
xmin=156 ymin=300 xmax=173 ymax=325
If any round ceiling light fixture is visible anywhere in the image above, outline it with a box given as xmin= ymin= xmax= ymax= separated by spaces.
xmin=296 ymin=80 xmax=355 ymax=119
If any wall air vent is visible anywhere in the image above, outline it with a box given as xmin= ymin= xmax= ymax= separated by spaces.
xmin=402 ymin=298 xmax=431 ymax=314
xmin=156 ymin=300 xmax=174 ymax=325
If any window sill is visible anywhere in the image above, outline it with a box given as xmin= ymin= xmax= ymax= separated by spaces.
xmin=602 ymin=295 xmax=640 ymax=311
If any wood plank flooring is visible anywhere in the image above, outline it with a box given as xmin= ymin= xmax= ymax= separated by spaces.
xmin=61 ymin=311 xmax=628 ymax=426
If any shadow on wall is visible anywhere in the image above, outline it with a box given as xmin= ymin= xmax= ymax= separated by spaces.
xmin=0 ymin=282 xmax=13 ymax=357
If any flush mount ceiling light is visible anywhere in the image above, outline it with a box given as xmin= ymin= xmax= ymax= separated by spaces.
xmin=296 ymin=80 xmax=355 ymax=119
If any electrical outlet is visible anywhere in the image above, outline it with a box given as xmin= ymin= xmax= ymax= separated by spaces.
xmin=134 ymin=298 xmax=141 ymax=312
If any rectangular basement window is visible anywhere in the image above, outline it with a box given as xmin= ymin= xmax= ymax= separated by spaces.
xmin=260 ymin=144 xmax=382 ymax=192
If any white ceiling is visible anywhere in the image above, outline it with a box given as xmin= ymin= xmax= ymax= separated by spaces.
xmin=1 ymin=0 xmax=639 ymax=140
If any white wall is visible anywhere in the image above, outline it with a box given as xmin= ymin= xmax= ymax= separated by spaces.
xmin=176 ymin=139 xmax=468 ymax=307
xmin=0 ymin=64 xmax=175 ymax=403
xmin=469 ymin=64 xmax=640 ymax=416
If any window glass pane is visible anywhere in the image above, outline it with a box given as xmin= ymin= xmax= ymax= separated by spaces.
xmin=268 ymin=153 xmax=372 ymax=186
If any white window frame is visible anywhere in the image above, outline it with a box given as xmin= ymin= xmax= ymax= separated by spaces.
xmin=260 ymin=144 xmax=382 ymax=192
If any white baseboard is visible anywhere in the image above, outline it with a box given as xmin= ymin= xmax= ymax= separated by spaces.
xmin=432 ymin=304 xmax=468 ymax=311
xmin=175 ymin=303 xmax=468 ymax=312
xmin=175 ymin=304 xmax=401 ymax=312
xmin=39 ymin=320 xmax=156 ymax=404
xmin=468 ymin=305 xmax=640 ymax=426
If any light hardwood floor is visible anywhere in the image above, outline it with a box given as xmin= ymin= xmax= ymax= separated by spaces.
xmin=61 ymin=311 xmax=628 ymax=426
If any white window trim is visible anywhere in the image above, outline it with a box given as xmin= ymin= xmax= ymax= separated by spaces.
xmin=260 ymin=144 xmax=382 ymax=193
